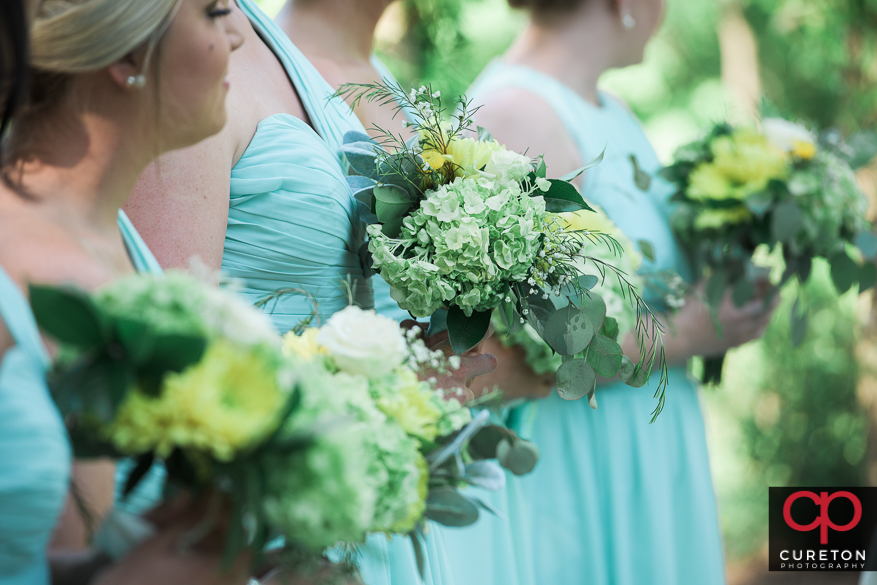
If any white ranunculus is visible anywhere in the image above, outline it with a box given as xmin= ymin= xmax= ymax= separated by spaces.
xmin=317 ymin=306 xmax=408 ymax=377
xmin=202 ymin=287 xmax=279 ymax=347
xmin=484 ymin=148 xmax=533 ymax=184
xmin=762 ymin=118 xmax=815 ymax=153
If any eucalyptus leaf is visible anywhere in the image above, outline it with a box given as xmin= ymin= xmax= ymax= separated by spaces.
xmin=829 ymin=251 xmax=859 ymax=294
xmin=618 ymin=356 xmax=648 ymax=388
xmin=744 ymin=191 xmax=774 ymax=217
xmin=585 ymin=335 xmax=624 ymax=378
xmin=467 ymin=425 xmax=509 ymax=460
xmin=600 ymin=316 xmax=619 ymax=342
xmin=582 ymin=293 xmax=607 ymax=331
xmin=425 ymin=487 xmax=480 ymax=527
xmin=638 ymin=240 xmax=656 ymax=263
xmin=855 ymin=231 xmax=877 ymax=260
xmin=555 ymin=358 xmax=597 ymax=401
xmin=469 ymin=496 xmax=506 ymax=520
xmin=409 ymin=531 xmax=426 ymax=579
xmin=544 ymin=305 xmax=595 ymax=356
xmin=447 ymin=306 xmax=491 ymax=355
xmin=579 ymin=274 xmax=599 ymax=290
xmin=496 ymin=438 xmax=540 ymax=475
xmin=463 ymin=461 xmax=506 ymax=491
xmin=29 ymin=284 xmax=109 ymax=348
xmin=771 ymin=199 xmax=804 ymax=243
xmin=630 ymin=155 xmax=651 ymax=191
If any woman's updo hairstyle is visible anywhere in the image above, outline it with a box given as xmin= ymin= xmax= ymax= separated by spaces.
xmin=5 ymin=0 xmax=179 ymax=165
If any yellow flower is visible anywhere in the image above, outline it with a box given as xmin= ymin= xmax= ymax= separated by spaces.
xmin=108 ymin=340 xmax=287 ymax=463
xmin=687 ymin=129 xmax=788 ymax=202
xmin=444 ymin=138 xmax=503 ymax=177
xmin=693 ymin=205 xmax=753 ymax=230
xmin=791 ymin=140 xmax=817 ymax=160
xmin=375 ymin=369 xmax=444 ymax=441
xmin=422 ymin=148 xmax=452 ymax=172
xmin=556 ymin=207 xmax=617 ymax=236
xmin=282 ymin=328 xmax=327 ymax=361
xmin=389 ymin=454 xmax=429 ymax=534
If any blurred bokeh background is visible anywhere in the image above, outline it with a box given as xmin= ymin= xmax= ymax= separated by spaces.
xmin=259 ymin=0 xmax=877 ymax=582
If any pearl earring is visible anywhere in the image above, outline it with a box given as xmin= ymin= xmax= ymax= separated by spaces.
xmin=126 ymin=74 xmax=146 ymax=89
xmin=621 ymin=8 xmax=636 ymax=29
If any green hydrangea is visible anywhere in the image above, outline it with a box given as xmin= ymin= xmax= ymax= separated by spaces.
xmin=787 ymin=150 xmax=870 ymax=258
xmin=492 ymin=205 xmax=644 ymax=375
xmin=369 ymin=176 xmax=546 ymax=318
xmin=262 ymin=363 xmax=425 ymax=548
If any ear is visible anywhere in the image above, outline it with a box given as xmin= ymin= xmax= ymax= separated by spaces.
xmin=105 ymin=47 xmax=149 ymax=91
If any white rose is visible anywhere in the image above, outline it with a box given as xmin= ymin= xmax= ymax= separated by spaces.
xmin=317 ymin=306 xmax=408 ymax=377
xmin=762 ymin=118 xmax=815 ymax=153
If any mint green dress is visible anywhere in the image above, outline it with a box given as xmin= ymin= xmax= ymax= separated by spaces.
xmin=222 ymin=2 xmax=456 ymax=583
xmin=440 ymin=62 xmax=727 ymax=585
xmin=0 ymin=211 xmax=161 ymax=585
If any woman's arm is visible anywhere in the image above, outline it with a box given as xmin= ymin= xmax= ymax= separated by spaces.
xmin=50 ymin=461 xmax=116 ymax=551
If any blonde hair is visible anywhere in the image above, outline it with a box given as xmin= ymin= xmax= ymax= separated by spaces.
xmin=3 ymin=0 xmax=180 ymax=167
xmin=31 ymin=0 xmax=180 ymax=74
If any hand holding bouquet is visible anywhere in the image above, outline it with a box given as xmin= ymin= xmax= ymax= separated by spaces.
xmin=335 ymin=82 xmax=668 ymax=414
xmin=662 ymin=118 xmax=877 ymax=383
xmin=31 ymin=272 xmax=536 ymax=575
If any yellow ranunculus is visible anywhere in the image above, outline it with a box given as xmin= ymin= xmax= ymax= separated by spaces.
xmin=687 ymin=129 xmax=788 ymax=202
xmin=282 ymin=328 xmax=327 ymax=361
xmin=444 ymin=138 xmax=503 ymax=178
xmin=375 ymin=369 xmax=444 ymax=441
xmin=389 ymin=454 xmax=430 ymax=534
xmin=108 ymin=340 xmax=287 ymax=463
xmin=693 ymin=205 xmax=753 ymax=230
xmin=791 ymin=140 xmax=817 ymax=160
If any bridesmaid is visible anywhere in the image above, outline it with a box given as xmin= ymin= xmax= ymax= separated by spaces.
xmin=442 ymin=0 xmax=779 ymax=584
xmin=124 ymin=1 xmax=493 ymax=583
xmin=0 ymin=0 xmax=246 ymax=583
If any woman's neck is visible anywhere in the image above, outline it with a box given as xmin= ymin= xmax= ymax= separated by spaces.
xmin=504 ymin=11 xmax=620 ymax=107
xmin=14 ymin=107 xmax=151 ymax=236
xmin=278 ymin=0 xmax=386 ymax=65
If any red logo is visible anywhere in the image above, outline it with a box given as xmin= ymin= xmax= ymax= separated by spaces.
xmin=783 ymin=491 xmax=862 ymax=544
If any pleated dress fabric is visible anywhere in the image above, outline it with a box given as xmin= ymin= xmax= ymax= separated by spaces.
xmin=223 ymin=2 xmax=457 ymax=583
xmin=0 ymin=211 xmax=163 ymax=585
xmin=438 ymin=61 xmax=727 ymax=585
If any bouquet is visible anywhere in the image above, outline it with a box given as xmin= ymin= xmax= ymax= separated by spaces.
xmin=30 ymin=272 xmax=536 ymax=574
xmin=662 ymin=118 xmax=877 ymax=383
xmin=335 ymin=82 xmax=668 ymax=414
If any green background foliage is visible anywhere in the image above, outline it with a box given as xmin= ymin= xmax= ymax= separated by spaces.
xmin=259 ymin=0 xmax=876 ymax=563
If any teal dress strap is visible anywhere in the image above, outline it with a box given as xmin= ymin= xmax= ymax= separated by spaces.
xmin=236 ymin=0 xmax=362 ymax=165
xmin=118 ymin=210 xmax=162 ymax=275
xmin=0 ymin=267 xmax=49 ymax=368
xmin=113 ymin=211 xmax=168 ymax=514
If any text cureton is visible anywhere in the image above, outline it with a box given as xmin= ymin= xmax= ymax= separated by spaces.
xmin=779 ymin=550 xmax=865 ymax=561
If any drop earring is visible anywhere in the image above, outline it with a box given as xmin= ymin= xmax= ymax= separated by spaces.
xmin=126 ymin=74 xmax=146 ymax=89
xmin=621 ymin=8 xmax=636 ymax=29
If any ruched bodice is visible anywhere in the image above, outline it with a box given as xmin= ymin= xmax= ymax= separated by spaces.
xmin=0 ymin=266 xmax=70 ymax=585
xmin=223 ymin=114 xmax=372 ymax=334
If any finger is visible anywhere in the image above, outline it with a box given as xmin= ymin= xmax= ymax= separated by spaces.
xmin=459 ymin=353 xmax=498 ymax=384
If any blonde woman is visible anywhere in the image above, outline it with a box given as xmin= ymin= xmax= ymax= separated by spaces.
xmin=0 ymin=0 xmax=244 ymax=583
